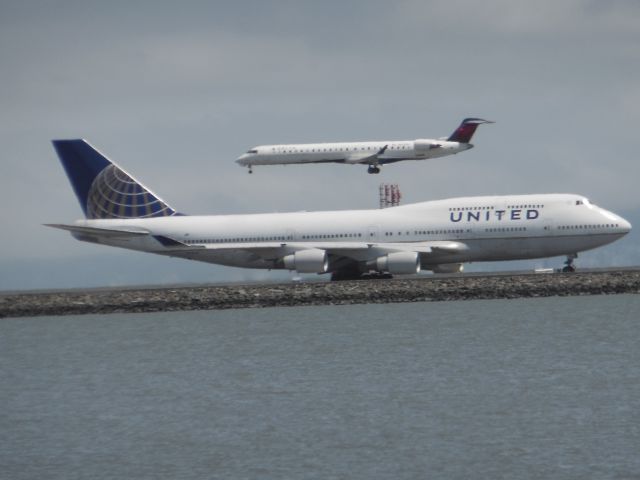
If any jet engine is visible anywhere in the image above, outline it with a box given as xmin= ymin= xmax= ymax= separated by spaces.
xmin=375 ymin=251 xmax=421 ymax=274
xmin=283 ymin=249 xmax=329 ymax=273
xmin=431 ymin=263 xmax=464 ymax=274
xmin=414 ymin=139 xmax=441 ymax=152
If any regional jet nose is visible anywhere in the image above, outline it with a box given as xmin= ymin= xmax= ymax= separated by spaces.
xmin=236 ymin=148 xmax=259 ymax=166
xmin=236 ymin=154 xmax=249 ymax=165
xmin=621 ymin=217 xmax=632 ymax=234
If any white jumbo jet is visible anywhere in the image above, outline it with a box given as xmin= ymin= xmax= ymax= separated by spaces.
xmin=236 ymin=118 xmax=493 ymax=174
xmin=48 ymin=140 xmax=631 ymax=280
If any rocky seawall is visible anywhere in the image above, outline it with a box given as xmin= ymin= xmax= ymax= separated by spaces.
xmin=2 ymin=270 xmax=640 ymax=318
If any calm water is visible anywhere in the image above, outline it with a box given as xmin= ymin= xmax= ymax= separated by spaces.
xmin=1 ymin=295 xmax=639 ymax=480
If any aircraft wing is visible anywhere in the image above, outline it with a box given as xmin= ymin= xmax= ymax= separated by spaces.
xmin=159 ymin=240 xmax=468 ymax=266
xmin=47 ymin=223 xmax=468 ymax=271
xmin=334 ymin=240 xmax=469 ymax=261
xmin=343 ymin=144 xmax=388 ymax=165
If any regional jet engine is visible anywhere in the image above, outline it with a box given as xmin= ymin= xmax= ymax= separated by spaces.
xmin=283 ymin=249 xmax=329 ymax=274
xmin=414 ymin=139 xmax=441 ymax=152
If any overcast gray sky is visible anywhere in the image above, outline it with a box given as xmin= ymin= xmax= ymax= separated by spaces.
xmin=1 ymin=0 xmax=639 ymax=289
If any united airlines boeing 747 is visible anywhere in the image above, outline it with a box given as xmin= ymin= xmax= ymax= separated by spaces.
xmin=48 ymin=140 xmax=630 ymax=280
xmin=236 ymin=118 xmax=493 ymax=174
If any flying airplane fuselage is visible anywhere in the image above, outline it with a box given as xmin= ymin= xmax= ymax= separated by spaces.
xmin=237 ymin=139 xmax=471 ymax=166
xmin=236 ymin=118 xmax=492 ymax=174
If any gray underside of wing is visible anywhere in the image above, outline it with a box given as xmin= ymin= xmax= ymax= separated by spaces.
xmin=162 ymin=240 xmax=469 ymax=264
xmin=46 ymin=223 xmax=469 ymax=269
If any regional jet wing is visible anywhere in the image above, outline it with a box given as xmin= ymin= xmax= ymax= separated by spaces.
xmin=344 ymin=144 xmax=388 ymax=165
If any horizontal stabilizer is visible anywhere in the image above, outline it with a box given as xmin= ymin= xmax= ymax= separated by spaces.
xmin=44 ymin=223 xmax=150 ymax=237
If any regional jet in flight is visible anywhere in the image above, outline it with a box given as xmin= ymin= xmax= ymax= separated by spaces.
xmin=236 ymin=118 xmax=493 ymax=174
xmin=48 ymin=140 xmax=630 ymax=280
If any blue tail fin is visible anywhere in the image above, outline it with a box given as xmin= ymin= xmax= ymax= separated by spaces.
xmin=52 ymin=139 xmax=179 ymax=219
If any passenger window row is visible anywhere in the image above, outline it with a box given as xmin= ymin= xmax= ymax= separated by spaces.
xmin=485 ymin=227 xmax=527 ymax=233
xmin=301 ymin=233 xmax=363 ymax=239
xmin=186 ymin=236 xmax=287 ymax=244
xmin=558 ymin=224 xmax=619 ymax=230
xmin=449 ymin=206 xmax=495 ymax=211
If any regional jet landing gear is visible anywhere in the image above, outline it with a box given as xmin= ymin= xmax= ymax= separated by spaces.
xmin=247 ymin=166 xmax=253 ymax=174
xmin=562 ymin=254 xmax=577 ymax=273
xmin=367 ymin=165 xmax=381 ymax=174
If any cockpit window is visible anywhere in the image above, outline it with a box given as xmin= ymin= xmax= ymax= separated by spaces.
xmin=246 ymin=149 xmax=258 ymax=154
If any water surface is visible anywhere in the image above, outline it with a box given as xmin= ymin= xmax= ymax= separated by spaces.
xmin=1 ymin=295 xmax=639 ymax=479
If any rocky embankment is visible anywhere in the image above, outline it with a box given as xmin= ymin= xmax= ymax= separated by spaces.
xmin=2 ymin=270 xmax=640 ymax=318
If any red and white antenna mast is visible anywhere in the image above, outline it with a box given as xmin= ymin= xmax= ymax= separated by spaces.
xmin=379 ymin=183 xmax=402 ymax=209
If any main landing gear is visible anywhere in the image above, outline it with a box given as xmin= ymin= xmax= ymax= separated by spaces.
xmin=367 ymin=165 xmax=381 ymax=174
xmin=562 ymin=254 xmax=577 ymax=273
xmin=331 ymin=271 xmax=393 ymax=281
xmin=330 ymin=265 xmax=393 ymax=281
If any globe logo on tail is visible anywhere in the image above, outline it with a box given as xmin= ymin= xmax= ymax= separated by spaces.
xmin=86 ymin=164 xmax=176 ymax=219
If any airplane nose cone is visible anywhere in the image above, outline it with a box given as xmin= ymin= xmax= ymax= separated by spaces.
xmin=621 ymin=217 xmax=632 ymax=234
xmin=599 ymin=207 xmax=631 ymax=234
xmin=236 ymin=155 xmax=247 ymax=165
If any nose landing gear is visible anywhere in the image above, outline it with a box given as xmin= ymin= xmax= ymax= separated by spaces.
xmin=562 ymin=254 xmax=577 ymax=272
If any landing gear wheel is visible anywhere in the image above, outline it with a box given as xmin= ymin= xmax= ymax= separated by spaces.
xmin=562 ymin=254 xmax=577 ymax=273
xmin=331 ymin=271 xmax=361 ymax=281
xmin=248 ymin=167 xmax=253 ymax=174
xmin=367 ymin=166 xmax=381 ymax=174
xmin=330 ymin=271 xmax=393 ymax=281
xmin=361 ymin=272 xmax=393 ymax=280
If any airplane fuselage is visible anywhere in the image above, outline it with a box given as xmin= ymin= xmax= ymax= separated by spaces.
xmin=235 ymin=118 xmax=492 ymax=174
xmin=236 ymin=139 xmax=471 ymax=168
xmin=67 ymin=193 xmax=631 ymax=272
